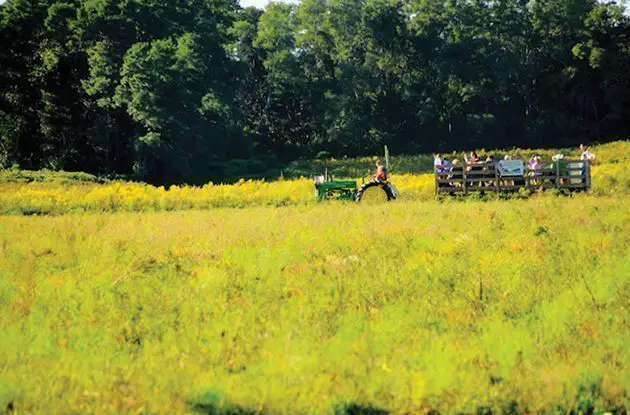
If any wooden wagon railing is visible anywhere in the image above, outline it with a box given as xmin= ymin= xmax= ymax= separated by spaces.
xmin=435 ymin=160 xmax=591 ymax=195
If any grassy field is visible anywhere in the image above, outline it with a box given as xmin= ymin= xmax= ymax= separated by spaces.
xmin=0 ymin=142 xmax=629 ymax=414
xmin=0 ymin=141 xmax=628 ymax=216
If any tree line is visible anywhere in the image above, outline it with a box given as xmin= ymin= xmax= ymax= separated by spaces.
xmin=1 ymin=0 xmax=629 ymax=183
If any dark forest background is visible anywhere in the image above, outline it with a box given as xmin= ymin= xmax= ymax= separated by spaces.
xmin=1 ymin=0 xmax=629 ymax=183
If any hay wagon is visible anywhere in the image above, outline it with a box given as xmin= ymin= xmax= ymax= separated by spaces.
xmin=435 ymin=159 xmax=591 ymax=195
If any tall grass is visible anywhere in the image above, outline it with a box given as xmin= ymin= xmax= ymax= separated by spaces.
xmin=0 ymin=141 xmax=628 ymax=413
xmin=0 ymin=141 xmax=628 ymax=216
xmin=0 ymin=163 xmax=626 ymax=215
xmin=0 ymin=197 xmax=628 ymax=414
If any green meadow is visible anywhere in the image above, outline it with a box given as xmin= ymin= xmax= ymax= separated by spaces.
xmin=0 ymin=143 xmax=629 ymax=414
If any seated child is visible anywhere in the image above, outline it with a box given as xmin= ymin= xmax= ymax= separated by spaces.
xmin=434 ymin=153 xmax=445 ymax=172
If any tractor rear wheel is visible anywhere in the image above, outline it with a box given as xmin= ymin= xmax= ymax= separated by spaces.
xmin=355 ymin=182 xmax=396 ymax=203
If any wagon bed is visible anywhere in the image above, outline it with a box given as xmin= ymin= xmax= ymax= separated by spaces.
xmin=435 ymin=160 xmax=591 ymax=195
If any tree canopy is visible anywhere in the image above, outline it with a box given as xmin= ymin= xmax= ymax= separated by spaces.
xmin=1 ymin=0 xmax=629 ymax=182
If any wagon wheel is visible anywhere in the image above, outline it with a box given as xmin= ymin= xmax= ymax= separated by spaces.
xmin=355 ymin=182 xmax=395 ymax=203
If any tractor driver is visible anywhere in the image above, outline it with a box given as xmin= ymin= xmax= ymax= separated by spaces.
xmin=374 ymin=159 xmax=388 ymax=183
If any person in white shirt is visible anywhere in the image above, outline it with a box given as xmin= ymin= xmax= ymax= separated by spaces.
xmin=580 ymin=144 xmax=595 ymax=161
xmin=434 ymin=153 xmax=444 ymax=170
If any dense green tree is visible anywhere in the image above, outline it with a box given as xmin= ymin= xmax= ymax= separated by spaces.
xmin=251 ymin=2 xmax=326 ymax=157
xmin=0 ymin=0 xmax=50 ymax=168
xmin=114 ymin=34 xmax=236 ymax=182
xmin=1 ymin=0 xmax=629 ymax=181
xmin=76 ymin=0 xmax=243 ymax=181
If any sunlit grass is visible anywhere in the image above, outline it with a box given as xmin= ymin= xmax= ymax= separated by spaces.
xmin=0 ymin=196 xmax=628 ymax=413
xmin=0 ymin=161 xmax=627 ymax=216
xmin=0 ymin=141 xmax=628 ymax=413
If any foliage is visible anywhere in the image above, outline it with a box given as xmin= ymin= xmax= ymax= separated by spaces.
xmin=0 ymin=168 xmax=105 ymax=185
xmin=1 ymin=0 xmax=630 ymax=183
xmin=0 ymin=0 xmax=240 ymax=182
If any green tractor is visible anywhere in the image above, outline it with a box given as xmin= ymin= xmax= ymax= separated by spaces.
xmin=314 ymin=146 xmax=399 ymax=203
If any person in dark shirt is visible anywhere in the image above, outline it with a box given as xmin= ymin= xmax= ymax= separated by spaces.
xmin=374 ymin=159 xmax=388 ymax=182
